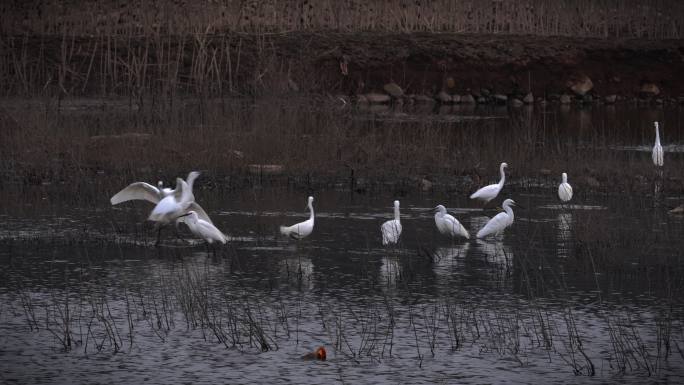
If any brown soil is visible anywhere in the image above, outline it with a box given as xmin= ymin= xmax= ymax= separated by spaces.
xmin=2 ymin=32 xmax=684 ymax=99
xmin=292 ymin=32 xmax=684 ymax=98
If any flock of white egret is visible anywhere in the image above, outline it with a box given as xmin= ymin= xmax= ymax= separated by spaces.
xmin=109 ymin=121 xmax=664 ymax=246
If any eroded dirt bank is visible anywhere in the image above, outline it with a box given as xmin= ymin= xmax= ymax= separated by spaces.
xmin=2 ymin=32 xmax=684 ymax=101
xmin=309 ymin=33 xmax=684 ymax=98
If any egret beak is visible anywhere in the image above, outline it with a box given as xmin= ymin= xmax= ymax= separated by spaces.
xmin=176 ymin=212 xmax=192 ymax=221
xmin=514 ymin=202 xmax=526 ymax=209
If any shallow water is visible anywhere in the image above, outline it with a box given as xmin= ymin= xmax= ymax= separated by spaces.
xmin=2 ymin=187 xmax=684 ymax=384
xmin=1 ymin=99 xmax=684 ymax=384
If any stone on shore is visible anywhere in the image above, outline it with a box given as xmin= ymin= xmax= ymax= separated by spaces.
xmin=248 ymin=164 xmax=284 ymax=175
xmin=414 ymin=94 xmax=436 ymax=104
xmin=567 ymin=74 xmax=593 ymax=96
xmin=383 ymin=83 xmax=404 ymax=97
xmin=492 ymin=94 xmax=508 ymax=103
xmin=510 ymin=98 xmax=523 ymax=107
xmin=436 ymin=91 xmax=452 ymax=103
xmin=365 ymin=93 xmax=391 ymax=104
xmin=460 ymin=94 xmax=476 ymax=104
xmin=640 ymin=82 xmax=660 ymax=96
xmin=523 ymin=92 xmax=534 ymax=104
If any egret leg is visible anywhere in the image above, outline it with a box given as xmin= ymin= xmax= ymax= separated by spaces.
xmin=155 ymin=225 xmax=163 ymax=247
xmin=482 ymin=199 xmax=497 ymax=210
xmin=173 ymin=227 xmax=190 ymax=244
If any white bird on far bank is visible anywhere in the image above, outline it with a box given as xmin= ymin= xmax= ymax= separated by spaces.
xmin=434 ymin=205 xmax=469 ymax=239
xmin=381 ymin=200 xmax=402 ymax=245
xmin=280 ymin=196 xmax=315 ymax=240
xmin=476 ymin=198 xmax=517 ymax=239
xmin=470 ymin=162 xmax=508 ymax=204
xmin=178 ymin=211 xmax=226 ymax=244
xmin=652 ymin=121 xmax=663 ymax=167
xmin=558 ymin=173 xmax=573 ymax=202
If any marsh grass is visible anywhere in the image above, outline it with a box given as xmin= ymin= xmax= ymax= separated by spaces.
xmin=2 ymin=1 xmax=681 ymax=38
xmin=2 ymin=1 xmax=683 ymax=99
xmin=2 ymin=99 xmax=682 ymax=203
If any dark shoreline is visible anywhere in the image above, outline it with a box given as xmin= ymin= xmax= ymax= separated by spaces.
xmin=2 ymin=32 xmax=684 ymax=102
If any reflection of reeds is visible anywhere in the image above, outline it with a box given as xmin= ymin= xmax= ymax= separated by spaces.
xmin=11 ymin=253 xmax=683 ymax=378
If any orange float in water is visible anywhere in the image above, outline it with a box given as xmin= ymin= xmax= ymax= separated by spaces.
xmin=301 ymin=346 xmax=326 ymax=361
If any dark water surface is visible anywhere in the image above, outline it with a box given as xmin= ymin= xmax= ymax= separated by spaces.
xmin=1 ymin=99 xmax=684 ymax=384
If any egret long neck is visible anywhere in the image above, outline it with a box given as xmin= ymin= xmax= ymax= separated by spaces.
xmin=186 ymin=172 xmax=200 ymax=192
xmin=308 ymin=202 xmax=314 ymax=220
xmin=394 ymin=206 xmax=400 ymax=221
xmin=504 ymin=202 xmax=514 ymax=222
xmin=180 ymin=179 xmax=193 ymax=203
xmin=498 ymin=165 xmax=506 ymax=187
xmin=655 ymin=125 xmax=661 ymax=144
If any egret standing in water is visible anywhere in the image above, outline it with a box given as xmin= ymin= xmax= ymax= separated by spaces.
xmin=476 ymin=198 xmax=517 ymax=239
xmin=470 ymin=162 xmax=508 ymax=205
xmin=381 ymin=200 xmax=402 ymax=245
xmin=280 ymin=196 xmax=315 ymax=240
xmin=434 ymin=205 xmax=469 ymax=239
xmin=110 ymin=171 xmax=213 ymax=224
xmin=178 ymin=211 xmax=226 ymax=245
xmin=558 ymin=173 xmax=573 ymax=202
xmin=652 ymin=121 xmax=663 ymax=167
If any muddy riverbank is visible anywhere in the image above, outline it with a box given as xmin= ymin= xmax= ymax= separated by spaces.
xmin=2 ymin=32 xmax=684 ymax=102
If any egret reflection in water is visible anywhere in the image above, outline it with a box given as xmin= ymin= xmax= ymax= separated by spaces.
xmin=556 ymin=212 xmax=574 ymax=258
xmin=280 ymin=255 xmax=314 ymax=288
xmin=380 ymin=254 xmax=401 ymax=288
xmin=474 ymin=239 xmax=513 ymax=267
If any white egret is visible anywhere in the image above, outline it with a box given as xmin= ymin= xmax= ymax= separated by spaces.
xmin=280 ymin=196 xmax=315 ymax=240
xmin=381 ymin=200 xmax=402 ymax=245
xmin=434 ymin=205 xmax=469 ymax=239
xmin=111 ymin=171 xmax=200 ymax=204
xmin=558 ymin=172 xmax=573 ymax=202
xmin=110 ymin=180 xmax=170 ymax=205
xmin=470 ymin=162 xmax=508 ymax=204
xmin=148 ymin=177 xmax=193 ymax=224
xmin=178 ymin=211 xmax=226 ymax=244
xmin=110 ymin=171 xmax=213 ymax=224
xmin=652 ymin=121 xmax=663 ymax=167
xmin=476 ymin=198 xmax=517 ymax=239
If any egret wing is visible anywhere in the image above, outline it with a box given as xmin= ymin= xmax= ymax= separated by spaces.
xmin=173 ymin=178 xmax=185 ymax=201
xmin=110 ymin=182 xmax=160 ymax=205
xmin=558 ymin=183 xmax=573 ymax=202
xmin=198 ymin=221 xmax=227 ymax=244
xmin=652 ymin=146 xmax=664 ymax=167
xmin=476 ymin=212 xmax=509 ymax=238
xmin=381 ymin=219 xmax=402 ymax=245
xmin=444 ymin=214 xmax=469 ymax=239
xmin=186 ymin=171 xmax=201 ymax=191
xmin=469 ymin=184 xmax=497 ymax=201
